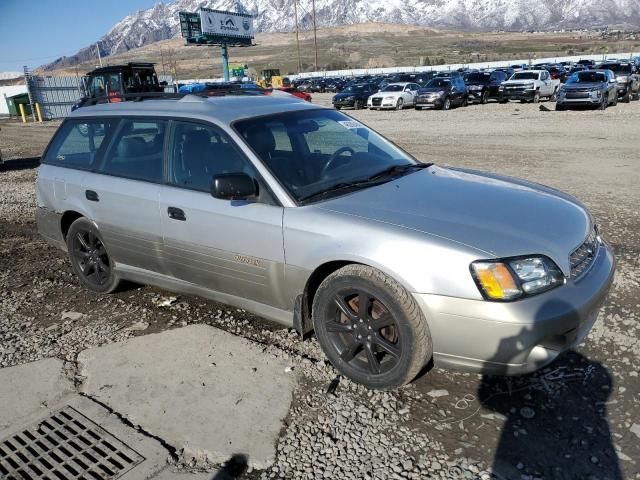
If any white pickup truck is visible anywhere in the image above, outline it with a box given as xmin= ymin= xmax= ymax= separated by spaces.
xmin=498 ymin=70 xmax=560 ymax=103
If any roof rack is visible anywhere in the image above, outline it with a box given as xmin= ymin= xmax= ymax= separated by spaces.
xmin=76 ymin=88 xmax=268 ymax=109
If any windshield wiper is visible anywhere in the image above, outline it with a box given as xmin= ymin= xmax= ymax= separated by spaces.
xmin=298 ymin=163 xmax=433 ymax=204
xmin=365 ymin=162 xmax=433 ymax=182
xmin=298 ymin=179 xmax=382 ymax=204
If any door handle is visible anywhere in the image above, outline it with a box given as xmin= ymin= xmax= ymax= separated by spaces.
xmin=85 ymin=190 xmax=99 ymax=202
xmin=167 ymin=207 xmax=186 ymax=221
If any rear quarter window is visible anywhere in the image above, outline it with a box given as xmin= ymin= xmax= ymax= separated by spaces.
xmin=43 ymin=119 xmax=117 ymax=170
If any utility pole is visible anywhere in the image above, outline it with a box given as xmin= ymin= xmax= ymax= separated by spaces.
xmin=312 ymin=0 xmax=318 ymax=71
xmin=96 ymin=42 xmax=102 ymax=67
xmin=293 ymin=0 xmax=302 ymax=73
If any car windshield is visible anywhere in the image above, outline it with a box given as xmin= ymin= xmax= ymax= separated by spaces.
xmin=382 ymin=85 xmax=404 ymax=92
xmin=425 ymin=78 xmax=450 ymax=88
xmin=510 ymin=72 xmax=539 ymax=80
xmin=343 ymin=84 xmax=367 ymax=93
xmin=234 ymin=109 xmax=417 ymax=203
xmin=567 ymin=72 xmax=607 ymax=83
xmin=465 ymin=73 xmax=490 ymax=82
xmin=600 ymin=64 xmax=631 ymax=74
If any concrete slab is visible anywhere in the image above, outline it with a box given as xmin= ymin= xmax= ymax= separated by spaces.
xmin=0 ymin=358 xmax=74 ymax=431
xmin=150 ymin=468 xmax=217 ymax=479
xmin=0 ymin=359 xmax=169 ymax=480
xmin=77 ymin=324 xmax=296 ymax=469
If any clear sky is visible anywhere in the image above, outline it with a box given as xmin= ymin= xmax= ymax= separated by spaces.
xmin=0 ymin=0 xmax=163 ymax=73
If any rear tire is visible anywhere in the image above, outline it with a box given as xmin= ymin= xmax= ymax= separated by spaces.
xmin=67 ymin=218 xmax=120 ymax=294
xmin=313 ymin=264 xmax=432 ymax=390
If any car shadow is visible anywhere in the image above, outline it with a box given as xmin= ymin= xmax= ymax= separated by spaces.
xmin=210 ymin=453 xmax=249 ymax=479
xmin=478 ymin=304 xmax=622 ymax=479
xmin=0 ymin=156 xmax=41 ymax=172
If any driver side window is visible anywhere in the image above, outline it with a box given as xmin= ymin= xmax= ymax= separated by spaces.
xmin=169 ymin=121 xmax=256 ymax=192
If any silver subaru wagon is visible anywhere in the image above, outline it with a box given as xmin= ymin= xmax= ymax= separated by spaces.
xmin=36 ymin=94 xmax=615 ymax=389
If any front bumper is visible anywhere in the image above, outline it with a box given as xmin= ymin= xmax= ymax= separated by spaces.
xmin=368 ymin=98 xmax=398 ymax=109
xmin=414 ymin=241 xmax=615 ymax=375
xmin=332 ymin=99 xmax=356 ymax=108
xmin=415 ymin=96 xmax=444 ymax=108
xmin=557 ymin=95 xmax=602 ymax=106
xmin=467 ymin=89 xmax=485 ymax=102
xmin=499 ymin=89 xmax=536 ymax=101
xmin=617 ymin=84 xmax=630 ymax=96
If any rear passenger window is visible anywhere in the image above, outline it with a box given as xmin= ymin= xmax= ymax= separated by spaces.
xmin=44 ymin=119 xmax=116 ymax=169
xmin=170 ymin=121 xmax=255 ymax=192
xmin=100 ymin=119 xmax=166 ymax=183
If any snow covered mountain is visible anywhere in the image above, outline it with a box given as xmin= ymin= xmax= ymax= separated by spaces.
xmin=45 ymin=0 xmax=640 ymax=69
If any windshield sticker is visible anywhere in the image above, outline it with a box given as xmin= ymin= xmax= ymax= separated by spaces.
xmin=338 ymin=120 xmax=363 ymax=129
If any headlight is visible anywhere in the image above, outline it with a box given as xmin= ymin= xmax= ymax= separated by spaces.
xmin=525 ymin=82 xmax=536 ymax=89
xmin=384 ymin=96 xmax=395 ymax=100
xmin=617 ymin=76 xmax=628 ymax=83
xmin=498 ymin=85 xmax=505 ymax=91
xmin=470 ymin=256 xmax=564 ymax=301
xmin=437 ymin=90 xmax=445 ymax=96
xmin=344 ymin=96 xmax=355 ymax=101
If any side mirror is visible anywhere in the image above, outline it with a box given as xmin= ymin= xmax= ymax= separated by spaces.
xmin=211 ymin=173 xmax=258 ymax=200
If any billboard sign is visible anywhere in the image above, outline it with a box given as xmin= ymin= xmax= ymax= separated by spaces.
xmin=200 ymin=8 xmax=254 ymax=40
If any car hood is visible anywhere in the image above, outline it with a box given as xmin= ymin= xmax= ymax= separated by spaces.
xmin=503 ymin=79 xmax=538 ymax=84
xmin=316 ymin=166 xmax=592 ymax=274
xmin=563 ymin=82 xmax=604 ymax=89
xmin=334 ymin=92 xmax=365 ymax=99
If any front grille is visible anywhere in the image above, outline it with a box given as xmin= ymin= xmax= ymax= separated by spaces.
xmin=566 ymin=90 xmax=590 ymax=99
xmin=0 ymin=406 xmax=144 ymax=479
xmin=504 ymin=83 xmax=528 ymax=92
xmin=569 ymin=227 xmax=599 ymax=280
xmin=371 ymin=98 xmax=382 ymax=106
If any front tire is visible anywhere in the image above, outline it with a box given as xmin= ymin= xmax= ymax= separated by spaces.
xmin=354 ymin=99 xmax=362 ymax=110
xmin=481 ymin=90 xmax=489 ymax=104
xmin=532 ymin=92 xmax=540 ymax=103
xmin=396 ymin=98 xmax=403 ymax=110
xmin=67 ymin=217 xmax=120 ymax=293
xmin=442 ymin=97 xmax=451 ymax=110
xmin=312 ymin=265 xmax=432 ymax=390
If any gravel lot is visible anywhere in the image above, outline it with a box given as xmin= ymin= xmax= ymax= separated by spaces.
xmin=1 ymin=96 xmax=639 ymax=480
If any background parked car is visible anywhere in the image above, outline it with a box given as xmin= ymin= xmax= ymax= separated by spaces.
xmin=415 ymin=76 xmax=468 ymax=110
xmin=368 ymin=82 xmax=420 ymax=110
xmin=556 ymin=70 xmax=617 ymax=110
xmin=464 ymin=71 xmax=508 ymax=104
xmin=332 ymin=83 xmax=377 ymax=110
xmin=596 ymin=62 xmax=640 ymax=102
xmin=499 ymin=70 xmax=559 ymax=103
xmin=276 ymin=87 xmax=312 ymax=102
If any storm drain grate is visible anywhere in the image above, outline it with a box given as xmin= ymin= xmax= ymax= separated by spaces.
xmin=0 ymin=406 xmax=144 ymax=479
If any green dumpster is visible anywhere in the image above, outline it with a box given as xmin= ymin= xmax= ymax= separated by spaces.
xmin=5 ymin=93 xmax=32 ymax=117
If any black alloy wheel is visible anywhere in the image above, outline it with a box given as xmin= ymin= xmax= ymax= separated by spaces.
xmin=325 ymin=289 xmax=401 ymax=376
xmin=313 ymin=265 xmax=432 ymax=389
xmin=67 ymin=217 xmax=120 ymax=293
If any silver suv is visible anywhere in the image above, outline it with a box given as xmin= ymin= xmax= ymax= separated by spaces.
xmin=37 ymin=95 xmax=615 ymax=389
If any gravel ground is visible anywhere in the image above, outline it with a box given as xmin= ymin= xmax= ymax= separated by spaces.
xmin=1 ymin=97 xmax=639 ymax=480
